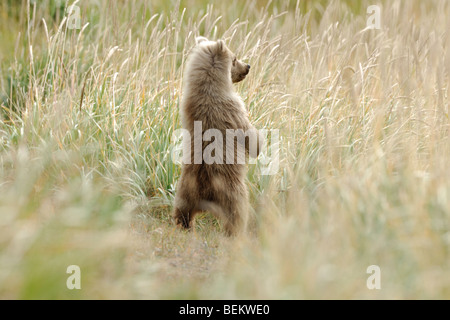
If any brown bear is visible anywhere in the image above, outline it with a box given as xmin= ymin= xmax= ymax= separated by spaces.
xmin=173 ymin=37 xmax=262 ymax=236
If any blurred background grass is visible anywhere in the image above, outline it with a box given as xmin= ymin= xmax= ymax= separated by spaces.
xmin=0 ymin=0 xmax=449 ymax=299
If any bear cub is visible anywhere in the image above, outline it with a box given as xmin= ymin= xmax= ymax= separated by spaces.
xmin=173 ymin=37 xmax=262 ymax=236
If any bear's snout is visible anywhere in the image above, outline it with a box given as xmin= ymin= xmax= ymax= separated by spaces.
xmin=231 ymin=59 xmax=250 ymax=83
xmin=244 ymin=64 xmax=250 ymax=75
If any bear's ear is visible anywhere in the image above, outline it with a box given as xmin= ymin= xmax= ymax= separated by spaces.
xmin=195 ymin=36 xmax=209 ymax=45
xmin=216 ymin=40 xmax=226 ymax=53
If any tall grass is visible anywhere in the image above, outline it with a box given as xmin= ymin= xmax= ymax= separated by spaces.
xmin=0 ymin=0 xmax=449 ymax=299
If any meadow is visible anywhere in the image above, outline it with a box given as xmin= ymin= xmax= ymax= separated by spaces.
xmin=0 ymin=0 xmax=449 ymax=299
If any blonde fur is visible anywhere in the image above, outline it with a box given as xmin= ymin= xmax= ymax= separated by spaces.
xmin=173 ymin=37 xmax=262 ymax=236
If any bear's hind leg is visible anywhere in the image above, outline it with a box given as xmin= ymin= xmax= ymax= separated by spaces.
xmin=173 ymin=204 xmax=200 ymax=230
xmin=222 ymin=199 xmax=248 ymax=237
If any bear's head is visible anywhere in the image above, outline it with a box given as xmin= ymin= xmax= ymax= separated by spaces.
xmin=195 ymin=37 xmax=250 ymax=83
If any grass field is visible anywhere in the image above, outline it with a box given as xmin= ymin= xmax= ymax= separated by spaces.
xmin=0 ymin=0 xmax=449 ymax=299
